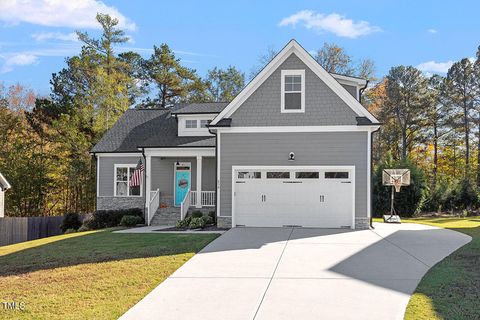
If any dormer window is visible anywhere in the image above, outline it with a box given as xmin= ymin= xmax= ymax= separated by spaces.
xmin=200 ymin=120 xmax=211 ymax=128
xmin=281 ymin=69 xmax=305 ymax=113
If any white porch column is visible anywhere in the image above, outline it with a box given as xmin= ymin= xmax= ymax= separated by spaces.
xmin=196 ymin=155 xmax=202 ymax=208
xmin=145 ymin=155 xmax=152 ymax=212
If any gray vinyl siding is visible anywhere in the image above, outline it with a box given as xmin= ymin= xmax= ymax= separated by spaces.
xmin=219 ymin=132 xmax=368 ymax=219
xmin=97 ymin=155 xmax=145 ymax=210
xmin=230 ymin=53 xmax=359 ymax=126
xmin=150 ymin=157 xmax=216 ymax=198
xmin=98 ymin=156 xmax=143 ymax=197
xmin=341 ymin=84 xmax=358 ymax=99
xmin=202 ymin=157 xmax=216 ymax=191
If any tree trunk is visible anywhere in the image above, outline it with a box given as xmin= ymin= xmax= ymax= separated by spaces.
xmin=477 ymin=116 xmax=480 ymax=186
xmin=464 ymin=102 xmax=470 ymax=176
xmin=401 ymin=125 xmax=408 ymax=160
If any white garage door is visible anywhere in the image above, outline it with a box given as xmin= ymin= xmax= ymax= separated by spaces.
xmin=233 ymin=167 xmax=354 ymax=228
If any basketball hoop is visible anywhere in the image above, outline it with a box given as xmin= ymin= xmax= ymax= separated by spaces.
xmin=382 ymin=169 xmax=411 ymax=223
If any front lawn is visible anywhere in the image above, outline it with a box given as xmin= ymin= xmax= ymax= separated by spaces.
xmin=376 ymin=217 xmax=479 ymax=320
xmin=0 ymin=229 xmax=218 ymax=319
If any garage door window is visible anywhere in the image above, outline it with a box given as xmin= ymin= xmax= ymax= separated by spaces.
xmin=295 ymin=172 xmax=319 ymax=179
xmin=267 ymin=172 xmax=290 ymax=179
xmin=325 ymin=172 xmax=349 ymax=179
xmin=237 ymin=171 xmax=261 ymax=179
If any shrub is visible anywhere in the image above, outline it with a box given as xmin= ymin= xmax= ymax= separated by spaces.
xmin=191 ymin=210 xmax=203 ymax=218
xmin=452 ymin=178 xmax=478 ymax=210
xmin=64 ymin=228 xmax=77 ymax=234
xmin=81 ymin=208 xmax=144 ymax=230
xmin=202 ymin=215 xmax=213 ymax=225
xmin=423 ymin=181 xmax=453 ymax=212
xmin=176 ymin=216 xmax=191 ymax=229
xmin=120 ymin=215 xmax=143 ymax=227
xmin=373 ymin=159 xmax=427 ymax=217
xmin=188 ymin=217 xmax=206 ymax=229
xmin=61 ymin=212 xmax=82 ymax=232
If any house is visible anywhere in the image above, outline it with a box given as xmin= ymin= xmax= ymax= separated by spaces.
xmin=0 ymin=173 xmax=11 ymax=218
xmin=91 ymin=39 xmax=380 ymax=229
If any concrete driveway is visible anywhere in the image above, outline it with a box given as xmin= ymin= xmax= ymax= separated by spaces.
xmin=120 ymin=223 xmax=471 ymax=320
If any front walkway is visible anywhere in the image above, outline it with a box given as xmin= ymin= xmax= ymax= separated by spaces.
xmin=120 ymin=223 xmax=471 ymax=320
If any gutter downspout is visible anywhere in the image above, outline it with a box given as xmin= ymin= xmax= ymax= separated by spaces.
xmin=359 ymin=80 xmax=369 ymax=103
xmin=207 ymin=126 xmax=218 ymax=222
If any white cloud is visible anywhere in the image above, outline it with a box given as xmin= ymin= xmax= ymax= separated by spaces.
xmin=0 ymin=53 xmax=39 ymax=73
xmin=279 ymin=10 xmax=381 ymax=38
xmin=31 ymin=32 xmax=78 ymax=42
xmin=0 ymin=0 xmax=136 ymax=30
xmin=417 ymin=60 xmax=454 ymax=74
xmin=427 ymin=28 xmax=437 ymax=34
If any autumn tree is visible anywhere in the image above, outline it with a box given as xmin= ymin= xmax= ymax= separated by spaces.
xmin=385 ymin=66 xmax=428 ymax=160
xmin=444 ymin=58 xmax=477 ymax=176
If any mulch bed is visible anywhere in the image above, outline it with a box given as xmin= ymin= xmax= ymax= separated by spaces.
xmin=155 ymin=225 xmax=228 ymax=232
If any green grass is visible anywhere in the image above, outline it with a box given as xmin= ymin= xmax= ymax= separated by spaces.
xmin=0 ymin=229 xmax=218 ymax=319
xmin=375 ymin=216 xmax=480 ymax=320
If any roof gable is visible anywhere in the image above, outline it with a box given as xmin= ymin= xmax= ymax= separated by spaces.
xmin=211 ymin=39 xmax=378 ymax=126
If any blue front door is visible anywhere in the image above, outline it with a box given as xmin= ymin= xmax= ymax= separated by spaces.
xmin=175 ymin=169 xmax=191 ymax=206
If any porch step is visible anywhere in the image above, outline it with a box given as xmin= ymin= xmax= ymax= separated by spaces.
xmin=150 ymin=207 xmax=181 ymax=226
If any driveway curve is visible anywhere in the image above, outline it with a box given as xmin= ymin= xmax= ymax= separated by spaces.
xmin=120 ymin=223 xmax=471 ymax=320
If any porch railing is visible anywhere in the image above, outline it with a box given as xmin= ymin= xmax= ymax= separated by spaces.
xmin=148 ymin=189 xmax=160 ymax=225
xmin=180 ymin=188 xmax=191 ymax=220
xmin=190 ymin=191 xmax=216 ymax=207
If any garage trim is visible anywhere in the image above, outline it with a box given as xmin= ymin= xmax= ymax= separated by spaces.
xmin=231 ymin=165 xmax=356 ymax=229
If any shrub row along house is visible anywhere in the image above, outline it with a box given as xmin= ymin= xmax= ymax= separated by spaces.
xmin=91 ymin=40 xmax=380 ymax=229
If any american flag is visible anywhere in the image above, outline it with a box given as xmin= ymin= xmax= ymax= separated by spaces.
xmin=129 ymin=160 xmax=144 ymax=187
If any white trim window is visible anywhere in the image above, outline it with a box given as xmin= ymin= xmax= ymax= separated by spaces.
xmin=281 ymin=69 xmax=305 ymax=113
xmin=185 ymin=119 xmax=198 ymax=129
xmin=114 ymin=164 xmax=142 ymax=197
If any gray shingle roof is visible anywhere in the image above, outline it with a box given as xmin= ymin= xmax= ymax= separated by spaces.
xmin=91 ymin=109 xmax=215 ymax=153
xmin=171 ymin=102 xmax=228 ymax=114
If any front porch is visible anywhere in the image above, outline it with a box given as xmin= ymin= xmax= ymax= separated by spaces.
xmin=143 ymin=148 xmax=217 ymax=225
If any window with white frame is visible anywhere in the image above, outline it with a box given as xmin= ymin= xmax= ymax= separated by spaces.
xmin=281 ymin=70 xmax=305 ymax=113
xmin=115 ymin=165 xmax=141 ymax=197
xmin=200 ymin=120 xmax=211 ymax=128
xmin=185 ymin=120 xmax=198 ymax=128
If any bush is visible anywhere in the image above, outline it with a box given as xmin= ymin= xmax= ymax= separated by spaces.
xmin=61 ymin=212 xmax=82 ymax=232
xmin=202 ymin=215 xmax=213 ymax=225
xmin=120 ymin=215 xmax=143 ymax=227
xmin=64 ymin=228 xmax=77 ymax=234
xmin=452 ymin=178 xmax=478 ymax=210
xmin=81 ymin=208 xmax=144 ymax=230
xmin=423 ymin=181 xmax=453 ymax=212
xmin=373 ymin=159 xmax=427 ymax=217
xmin=191 ymin=210 xmax=203 ymax=218
xmin=176 ymin=216 xmax=191 ymax=229
xmin=188 ymin=217 xmax=206 ymax=229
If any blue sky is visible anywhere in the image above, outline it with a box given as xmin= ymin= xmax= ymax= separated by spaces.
xmin=1 ymin=0 xmax=479 ymax=95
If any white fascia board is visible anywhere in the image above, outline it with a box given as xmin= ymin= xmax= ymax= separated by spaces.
xmin=211 ymin=39 xmax=378 ymax=125
xmin=143 ymin=148 xmax=215 ymax=157
xmin=214 ymin=125 xmax=380 ymax=133
xmin=331 ymin=74 xmax=367 ymax=86
xmin=94 ymin=152 xmax=141 ymax=157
